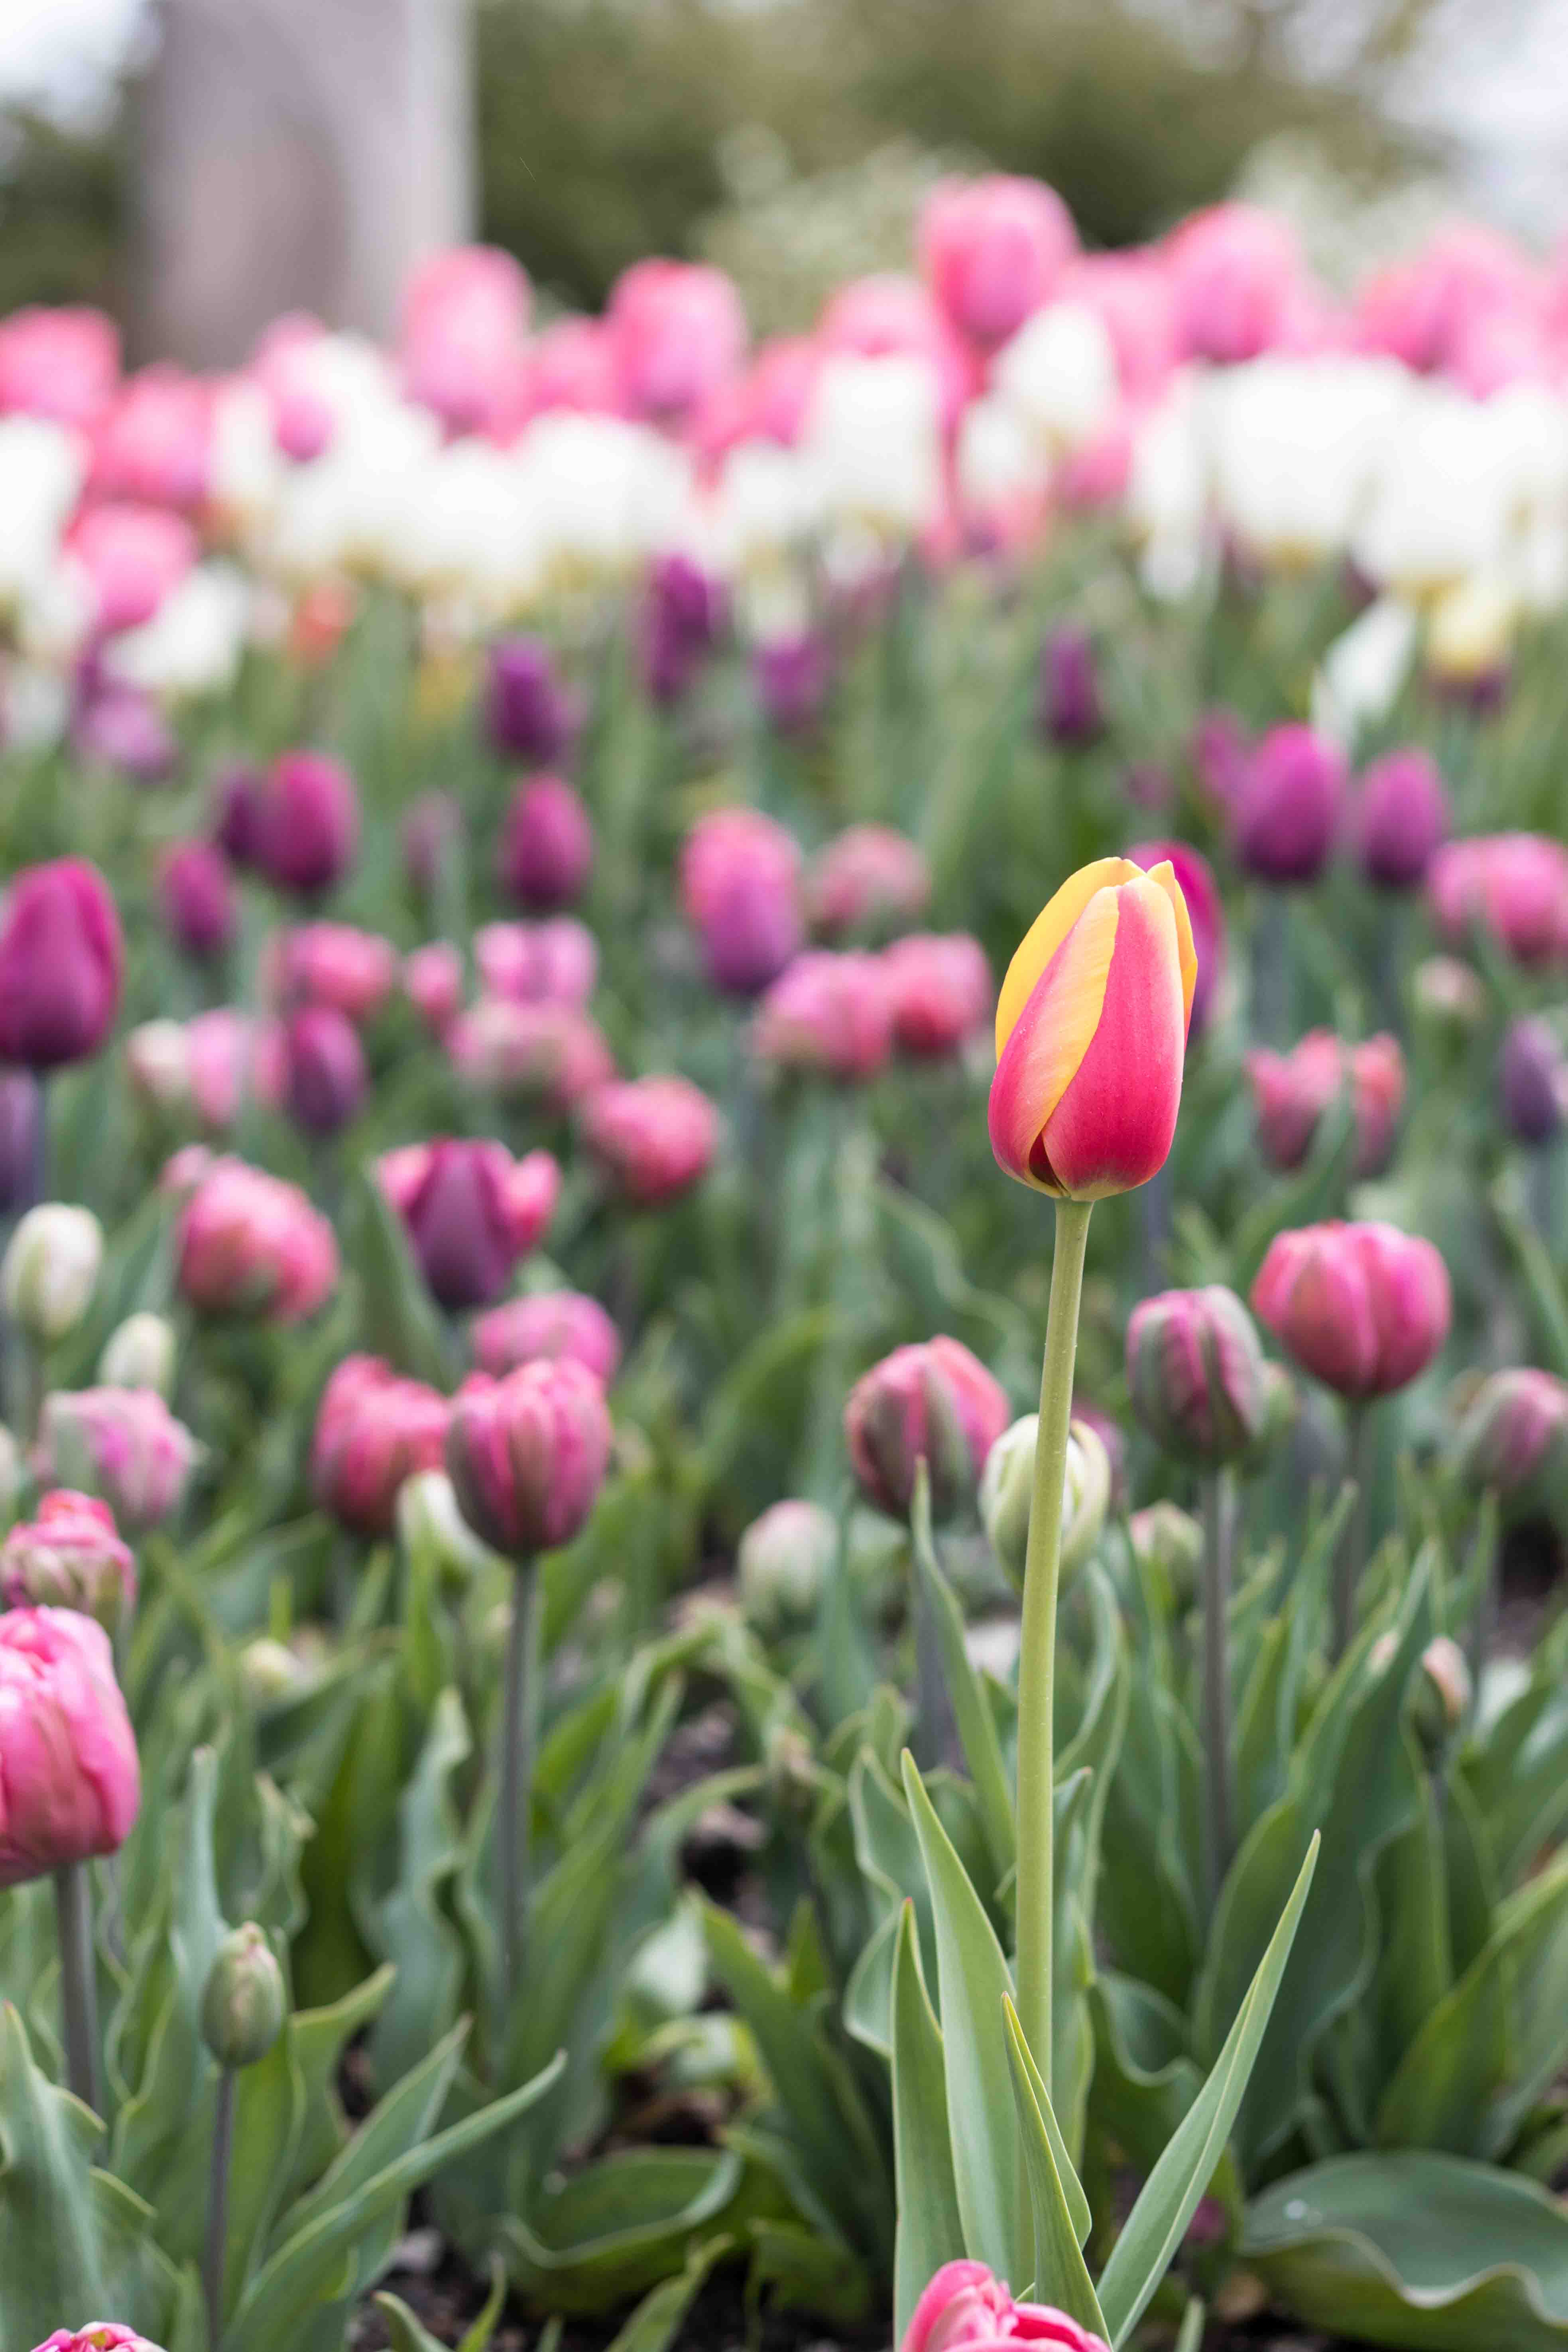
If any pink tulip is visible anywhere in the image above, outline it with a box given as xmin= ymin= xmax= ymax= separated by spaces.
xmin=881 ymin=933 xmax=992 ymax=1059
xmin=89 ymin=364 xmax=212 ymax=509
xmin=607 ymin=258 xmax=748 ymax=425
xmin=472 ymin=1289 xmax=622 ymax=1386
xmin=176 ymin=1156 xmax=338 ymax=1322
xmin=474 ymin=917 xmax=597 ymax=1009
xmin=680 ymin=807 xmax=804 ymax=998
xmin=919 ymin=174 xmax=1076 ymax=349
xmin=1353 ymin=750 xmax=1451 ymax=890
xmin=805 ymin=825 xmax=930 ymax=941
xmin=266 ymin=921 xmax=398 ymax=1021
xmin=252 ymin=751 xmax=360 ymax=897
xmin=753 ymin=950 xmax=895 ymax=1082
xmin=1428 ymin=834 xmax=1568 ymax=966
xmin=39 ymin=1387 xmax=198 ymax=1534
xmin=0 ymin=1608 xmax=140 ymax=1890
xmin=445 ymin=1359 xmax=612 ymax=1556
xmin=0 ymin=305 xmax=119 ymax=429
xmin=399 ymin=244 xmax=531 ymax=439
xmin=0 ymin=858 xmax=123 ymax=1072
xmin=67 ymin=502 xmax=197 ymax=636
xmin=1457 ymin=1366 xmax=1568 ymax=1508
xmin=1232 ymin=724 xmax=1344 ymax=886
xmin=1128 ymin=839 xmax=1226 ymax=1037
xmin=754 ymin=633 xmax=833 ymax=736
xmin=1252 ymin=1220 xmax=1451 ymax=1399
xmin=1165 ymin=203 xmax=1307 ymax=364
xmin=498 ymin=772 xmax=594 ymax=909
xmin=184 ymin=1009 xmax=280 ymax=1130
xmin=159 ymin=839 xmax=235 ymax=961
xmin=31 ymin=2329 xmax=166 ymax=2352
xmin=378 ymin=1138 xmax=559 ymax=1311
xmin=447 ymin=996 xmax=616 ymax=1110
xmin=578 ymin=1075 xmax=718 ymax=1207
xmin=902 ymin=2260 xmax=1108 ymax=2352
xmin=527 ymin=315 xmax=624 ymax=417
xmin=816 ymin=274 xmax=978 ymax=433
xmin=697 ymin=334 xmax=820 ymax=457
xmin=1352 ymin=222 xmax=1540 ymax=378
xmin=0 ymin=1491 xmax=136 ymax=1635
xmin=1059 ymin=250 xmax=1179 ymax=401
xmin=1246 ymin=1030 xmax=1405 ymax=1178
xmin=312 ymin=1354 xmax=451 ymax=1535
xmin=403 ymin=942 xmax=464 ymax=1035
xmin=251 ymin=311 xmax=336 ymax=462
xmin=845 ymin=1338 xmax=1010 ymax=1523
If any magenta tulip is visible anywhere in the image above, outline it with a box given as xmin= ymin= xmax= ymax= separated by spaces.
xmin=0 ymin=859 xmax=123 ymax=1072
xmin=578 ymin=1076 xmax=718 ymax=1207
xmin=312 ymin=1354 xmax=451 ymax=1535
xmin=0 ymin=1609 xmax=140 ymax=1889
xmin=445 ymin=1358 xmax=612 ymax=1557
xmin=1252 ymin=1220 xmax=1451 ymax=1399
xmin=472 ymin=1290 xmax=622 ymax=1385
xmin=845 ymin=1335 xmax=1010 ymax=1522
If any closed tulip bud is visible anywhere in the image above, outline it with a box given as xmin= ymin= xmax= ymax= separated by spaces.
xmin=1251 ymin=1220 xmax=1451 ymax=1400
xmin=0 ymin=1607 xmax=140 ymax=1888
xmin=1456 ymin=1366 xmax=1568 ymax=1514
xmin=681 ymin=808 xmax=804 ymax=998
xmin=0 ymin=1490 xmax=136 ymax=1635
xmin=31 ymin=2327 xmax=167 ymax=2351
xmin=159 ymin=838 xmax=235 ymax=960
xmin=401 ymin=789 xmax=464 ymax=899
xmin=1412 ymin=955 xmax=1485 ymax=1042
xmin=901 ymin=2258 xmax=1109 ymax=2352
xmin=281 ymin=1006 xmax=366 ymax=1137
xmin=175 ymin=1156 xmax=338 ymax=1322
xmin=1128 ymin=1500 xmax=1204 ymax=1612
xmin=1413 ymin=1634 xmax=1470 ymax=1749
xmin=40 ymin=1385 xmax=198 ymax=1533
xmin=253 ymin=750 xmax=359 ymax=897
xmin=608 ymin=257 xmax=747 ymax=424
xmin=1037 ymin=626 xmax=1103 ymax=747
xmin=980 ymin=1410 xmax=1110 ymax=1588
xmin=0 ymin=1069 xmax=40 ymax=1216
xmin=578 ymin=1076 xmax=718 ymax=1207
xmin=754 ymin=951 xmax=895 ymax=1082
xmin=267 ymin=921 xmax=398 ymax=1021
xmin=448 ymin=996 xmax=615 ymax=1111
xmin=0 ymin=857 xmax=123 ymax=1071
xmin=920 ymin=174 xmax=1076 ymax=348
xmin=445 ymin=1358 xmax=612 ymax=1557
xmin=737 ymin=1498 xmax=837 ymax=1628
xmin=396 ymin=1467 xmax=499 ymax=1584
xmin=2 ymin=1203 xmax=102 ymax=1341
xmin=238 ymin=1633 xmax=307 ymax=1706
xmin=98 ymin=1310 xmax=176 ymax=1396
xmin=754 ymin=632 xmax=832 ymax=736
xmin=1245 ymin=1029 xmax=1405 ymax=1178
xmin=1428 ymin=834 xmax=1568 ymax=967
xmin=499 ymin=773 xmax=594 ymax=909
xmin=487 ymin=635 xmax=582 ymax=766
xmin=200 ymin=1923 xmax=285 ymax=2070
xmin=379 ymin=1138 xmax=559 ymax=1311
xmin=402 ymin=942 xmax=463 ymax=1035
xmin=643 ymin=552 xmax=726 ymax=704
xmin=881 ymin=933 xmax=992 ymax=1059
xmin=1126 ymin=1285 xmax=1275 ymax=1463
xmin=1499 ymin=1017 xmax=1568 ymax=1145
xmin=1354 ymin=750 xmax=1450 ymax=890
xmin=212 ymin=761 xmax=267 ymax=866
xmin=1233 ymin=722 xmax=1345 ymax=888
xmin=846 ymin=1335 xmax=1010 ymax=1523
xmin=990 ymin=856 xmax=1196 ymax=1199
xmin=1129 ymin=840 xmax=1226 ymax=1037
xmin=805 ymin=825 xmax=930 ymax=941
xmin=472 ymin=1289 xmax=622 ymax=1385
xmin=312 ymin=1354 xmax=450 ymax=1536
xmin=474 ymin=917 xmax=597 ymax=1009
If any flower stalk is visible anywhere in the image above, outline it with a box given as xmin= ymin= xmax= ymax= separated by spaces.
xmin=54 ymin=1860 xmax=100 ymax=2113
xmin=499 ymin=1556 xmax=541 ymax=2001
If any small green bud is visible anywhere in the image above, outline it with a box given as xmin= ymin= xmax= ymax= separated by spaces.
xmin=98 ymin=1310 xmax=177 ymax=1397
xmin=201 ymin=1924 xmax=286 ymax=2070
xmin=737 ymin=1499 xmax=836 ymax=1629
xmin=980 ymin=1412 xmax=1109 ymax=1590
xmin=1 ymin=1203 xmax=102 ymax=1342
xmin=1128 ymin=1500 xmax=1204 ymax=1613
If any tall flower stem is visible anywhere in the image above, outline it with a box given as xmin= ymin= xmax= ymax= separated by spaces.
xmin=1332 ymin=1403 xmax=1373 ymax=1662
xmin=1014 ymin=1196 xmax=1092 ymax=2090
xmin=1200 ymin=1469 xmax=1236 ymax=1912
xmin=53 ymin=1861 xmax=100 ymax=2113
xmin=204 ymin=2064 xmax=236 ymax=2342
xmin=499 ymin=1555 xmax=540 ymax=2004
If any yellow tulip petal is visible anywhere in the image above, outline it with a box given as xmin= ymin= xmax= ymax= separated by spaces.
xmin=988 ymin=884 xmax=1121 ymax=1188
xmin=1141 ymin=858 xmax=1198 ymax=1033
xmin=994 ymin=855 xmax=1144 ymax=1058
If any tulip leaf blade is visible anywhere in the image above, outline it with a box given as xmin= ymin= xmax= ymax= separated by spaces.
xmin=890 ymin=1901 xmax=966 ymax=2346
xmin=1003 ymin=1996 xmax=1107 ymax=2339
xmin=910 ymin=1460 xmax=1015 ymax=1894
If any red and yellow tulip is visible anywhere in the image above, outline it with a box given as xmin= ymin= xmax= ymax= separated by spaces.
xmin=988 ymin=855 xmax=1196 ymax=1199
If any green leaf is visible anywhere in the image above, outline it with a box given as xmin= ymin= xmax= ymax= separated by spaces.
xmin=375 ymin=2255 xmax=507 ymax=2352
xmin=343 ymin=1165 xmax=456 ymax=1388
xmin=909 ymin=1464 xmax=1014 ymax=1896
xmin=1096 ymin=1831 xmax=1320 ymax=2350
xmin=1246 ymin=2150 xmax=1568 ymax=2350
xmin=369 ymin=1687 xmax=473 ymax=2088
xmin=602 ymin=2232 xmax=733 ymax=2352
xmin=1002 ymin=1998 xmax=1106 ymax=2340
xmin=0 ymin=2002 xmax=110 ymax=2341
xmin=901 ymin=1749 xmax=1027 ymax=2287
xmin=890 ymin=1903 xmax=965 ymax=2347
xmin=499 ymin=2144 xmax=743 ymax=2314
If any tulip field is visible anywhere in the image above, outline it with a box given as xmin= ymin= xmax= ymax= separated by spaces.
xmin=10 ymin=181 xmax=1568 ymax=2352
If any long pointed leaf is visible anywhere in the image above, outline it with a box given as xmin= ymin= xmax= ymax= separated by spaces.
xmin=910 ymin=1464 xmax=1014 ymax=1892
xmin=1002 ymin=1999 xmax=1106 ymax=2340
xmin=891 ymin=1903 xmax=965 ymax=2345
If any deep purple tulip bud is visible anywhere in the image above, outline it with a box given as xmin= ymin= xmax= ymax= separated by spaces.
xmin=379 ymin=1137 xmax=560 ymax=1311
xmin=643 ymin=553 xmax=726 ymax=704
xmin=844 ymin=1335 xmax=1010 ymax=1523
xmin=1456 ymin=1366 xmax=1568 ymax=1515
xmin=254 ymin=750 xmax=360 ymax=896
xmin=472 ymin=1289 xmax=622 ymax=1385
xmin=159 ymin=838 xmax=236 ymax=960
xmin=445 ymin=1358 xmax=612 ymax=1556
xmin=212 ymin=762 xmax=268 ymax=866
xmin=0 ymin=857 xmax=123 ymax=1071
xmin=754 ymin=634 xmax=832 ymax=735
xmin=1125 ymin=1284 xmax=1283 ymax=1464
xmin=1354 ymin=749 xmax=1450 ymax=890
xmin=487 ymin=635 xmax=582 ymax=766
xmin=73 ymin=683 xmax=177 ymax=784
xmin=1037 ymin=627 xmax=1103 ymax=747
xmin=0 ymin=1069 xmax=40 ymax=1215
xmin=1232 ymin=723 xmax=1344 ymax=886
xmin=1499 ymin=1016 xmax=1568 ymax=1145
xmin=1190 ymin=707 xmax=1251 ymax=813
xmin=282 ymin=1006 xmax=366 ymax=1136
xmin=498 ymin=772 xmax=594 ymax=909
xmin=401 ymin=789 xmax=464 ymax=899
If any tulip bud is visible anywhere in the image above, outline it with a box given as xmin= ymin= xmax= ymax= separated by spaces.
xmin=1412 ymin=955 xmax=1485 ymax=1044
xmin=159 ymin=838 xmax=236 ymax=959
xmin=681 ymin=808 xmax=804 ymax=998
xmin=1190 ymin=707 xmax=1250 ymax=814
xmin=1245 ymin=1030 xmax=1404 ymax=1179
xmin=282 ymin=1006 xmax=366 ymax=1137
xmin=98 ymin=1310 xmax=177 ymax=1396
xmin=805 ymin=825 xmax=929 ymax=941
xmin=1456 ymin=1366 xmax=1568 ymax=1516
xmin=449 ymin=996 xmax=616 ymax=1112
xmin=267 ymin=921 xmax=398 ymax=1021
xmin=312 ymin=1354 xmax=450 ymax=1536
xmin=1499 ymin=1017 xmax=1568 ymax=1146
xmin=578 ymin=1076 xmax=718 ymax=1207
xmin=212 ymin=761 xmax=267 ymax=865
xmin=39 ymin=1386 xmax=198 ymax=1533
xmin=474 ymin=916 xmax=597 ymax=1008
xmin=921 ymin=173 xmax=1076 ymax=348
xmin=402 ymin=941 xmax=463 ymax=1035
xmin=753 ymin=951 xmax=895 ymax=1083
xmin=396 ymin=1466 xmax=499 ymax=1584
xmin=990 ymin=856 xmax=1196 ymax=1200
xmin=2 ymin=1203 xmax=102 ymax=1341
xmin=488 ymin=636 xmax=582 ymax=766
xmin=643 ymin=553 xmax=726 ymax=704
xmin=0 ymin=1069 xmax=41 ymax=1216
xmin=445 ymin=1358 xmax=613 ymax=1557
xmin=379 ymin=1138 xmax=559 ymax=1311
xmin=901 ymin=2256 xmax=1108 ymax=2352
xmin=0 ymin=857 xmax=123 ymax=1071
xmin=737 ymin=1498 xmax=836 ymax=1629
xmin=1251 ymin=1220 xmax=1451 ymax=1400
xmin=200 ymin=1923 xmax=286 ymax=2070
xmin=881 ymin=934 xmax=992 ymax=1060
xmin=846 ymin=1336 xmax=1010 ymax=1524
xmin=980 ymin=1410 xmax=1110 ymax=1588
xmin=1353 ymin=749 xmax=1450 ymax=890
xmin=238 ymin=1633 xmax=306 ymax=1706
xmin=754 ymin=632 xmax=832 ymax=736
xmin=1037 ymin=627 xmax=1102 ymax=746
xmin=175 ymin=1156 xmax=339 ymax=1323
xmin=1413 ymin=1634 xmax=1470 ymax=1750
xmin=0 ymin=1607 xmax=140 ymax=1887
xmin=1126 ymin=1285 xmax=1277 ymax=1463
xmin=31 ymin=2328 xmax=167 ymax=2351
xmin=73 ymin=683 xmax=177 ymax=785
xmin=499 ymin=772 xmax=594 ymax=910
xmin=0 ymin=1490 xmax=136 ymax=1635
xmin=1428 ymin=834 xmax=1568 ymax=968
xmin=1232 ymin=724 xmax=1344 ymax=887
xmin=253 ymin=749 xmax=359 ymax=897
xmin=1128 ymin=1500 xmax=1204 ymax=1612
xmin=471 ymin=1289 xmax=622 ymax=1384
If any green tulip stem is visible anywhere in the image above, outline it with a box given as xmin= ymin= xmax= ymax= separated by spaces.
xmin=1333 ymin=1404 xmax=1373 ymax=1662
xmin=499 ymin=1555 xmax=541 ymax=2006
xmin=204 ymin=2064 xmax=236 ymax=2344
xmin=53 ymin=1862 xmax=100 ymax=2114
xmin=1200 ymin=1468 xmax=1236 ymax=1911
xmin=1014 ymin=1195 xmax=1093 ymax=2093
